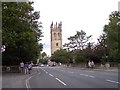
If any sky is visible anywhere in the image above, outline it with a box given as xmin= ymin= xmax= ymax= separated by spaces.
xmin=32 ymin=0 xmax=119 ymax=56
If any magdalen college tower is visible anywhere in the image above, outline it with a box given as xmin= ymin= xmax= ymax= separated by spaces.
xmin=50 ymin=22 xmax=62 ymax=54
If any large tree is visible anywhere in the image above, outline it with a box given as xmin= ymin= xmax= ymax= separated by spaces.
xmin=63 ymin=30 xmax=92 ymax=51
xmin=51 ymin=49 xmax=72 ymax=64
xmin=63 ymin=30 xmax=92 ymax=63
xmin=103 ymin=11 xmax=120 ymax=63
xmin=2 ymin=2 xmax=43 ymax=65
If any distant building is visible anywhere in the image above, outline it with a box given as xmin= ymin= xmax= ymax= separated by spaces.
xmin=50 ymin=22 xmax=62 ymax=55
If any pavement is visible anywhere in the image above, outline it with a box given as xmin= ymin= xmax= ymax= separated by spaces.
xmin=2 ymin=67 xmax=39 ymax=88
xmin=63 ymin=66 xmax=118 ymax=72
xmin=1 ymin=66 xmax=119 ymax=88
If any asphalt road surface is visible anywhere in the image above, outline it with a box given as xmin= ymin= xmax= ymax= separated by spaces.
xmin=27 ymin=66 xmax=119 ymax=88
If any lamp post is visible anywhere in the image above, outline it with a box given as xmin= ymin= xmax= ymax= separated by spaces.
xmin=1 ymin=45 xmax=6 ymax=53
xmin=105 ymin=45 xmax=108 ymax=62
xmin=19 ymin=45 xmax=22 ymax=62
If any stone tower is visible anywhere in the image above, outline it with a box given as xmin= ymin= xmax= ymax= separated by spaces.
xmin=50 ymin=22 xmax=62 ymax=54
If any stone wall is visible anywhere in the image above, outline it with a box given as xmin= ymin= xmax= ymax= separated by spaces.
xmin=2 ymin=66 xmax=20 ymax=73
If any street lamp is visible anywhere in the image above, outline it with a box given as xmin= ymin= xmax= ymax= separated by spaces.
xmin=1 ymin=45 xmax=6 ymax=53
xmin=19 ymin=45 xmax=22 ymax=62
xmin=105 ymin=45 xmax=108 ymax=62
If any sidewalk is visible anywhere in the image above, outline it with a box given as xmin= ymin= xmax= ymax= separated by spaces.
xmin=61 ymin=65 xmax=118 ymax=72
xmin=79 ymin=67 xmax=118 ymax=72
xmin=2 ymin=68 xmax=39 ymax=88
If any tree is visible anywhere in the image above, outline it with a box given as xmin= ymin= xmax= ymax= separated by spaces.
xmin=63 ymin=30 xmax=92 ymax=63
xmin=74 ymin=30 xmax=92 ymax=50
xmin=103 ymin=11 xmax=120 ymax=62
xmin=2 ymin=2 xmax=43 ymax=65
xmin=64 ymin=30 xmax=92 ymax=51
xmin=41 ymin=52 xmax=47 ymax=59
xmin=88 ymin=34 xmax=107 ymax=63
xmin=51 ymin=49 xmax=72 ymax=64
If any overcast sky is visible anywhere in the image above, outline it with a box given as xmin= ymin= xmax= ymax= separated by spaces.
xmin=32 ymin=0 xmax=119 ymax=56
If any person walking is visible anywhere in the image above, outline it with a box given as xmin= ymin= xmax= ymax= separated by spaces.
xmin=88 ymin=61 xmax=91 ymax=68
xmin=91 ymin=61 xmax=95 ymax=69
xmin=24 ymin=62 xmax=29 ymax=74
xmin=28 ymin=62 xmax=32 ymax=74
xmin=20 ymin=61 xmax=24 ymax=73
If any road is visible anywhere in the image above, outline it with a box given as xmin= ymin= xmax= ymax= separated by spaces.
xmin=26 ymin=66 xmax=119 ymax=88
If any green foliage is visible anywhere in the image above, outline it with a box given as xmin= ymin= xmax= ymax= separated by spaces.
xmin=40 ymin=59 xmax=48 ymax=64
xmin=63 ymin=30 xmax=92 ymax=63
xmin=103 ymin=11 xmax=120 ymax=63
xmin=51 ymin=49 xmax=72 ymax=64
xmin=39 ymin=52 xmax=48 ymax=64
xmin=41 ymin=52 xmax=47 ymax=58
xmin=74 ymin=51 xmax=85 ymax=63
xmin=62 ymin=11 xmax=120 ymax=64
xmin=2 ymin=2 xmax=43 ymax=65
xmin=64 ymin=30 xmax=92 ymax=51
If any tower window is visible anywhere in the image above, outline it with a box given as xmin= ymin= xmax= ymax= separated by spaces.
xmin=56 ymin=43 xmax=58 ymax=46
xmin=54 ymin=33 xmax=57 ymax=40
xmin=58 ymin=33 xmax=61 ymax=40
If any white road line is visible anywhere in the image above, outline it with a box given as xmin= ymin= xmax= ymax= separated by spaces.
xmin=56 ymin=78 xmax=67 ymax=86
xmin=106 ymin=80 xmax=120 ymax=84
xmin=49 ymin=74 xmax=54 ymax=77
xmin=26 ymin=76 xmax=32 ymax=89
xmin=26 ymin=71 xmax=41 ymax=89
xmin=80 ymin=74 xmax=95 ymax=78
xmin=80 ymin=74 xmax=84 ymax=76
xmin=89 ymin=75 xmax=95 ymax=78
xmin=80 ymin=74 xmax=88 ymax=76
xmin=45 ymin=72 xmax=48 ymax=74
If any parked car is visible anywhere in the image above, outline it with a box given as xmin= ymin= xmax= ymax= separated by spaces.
xmin=40 ymin=64 xmax=44 ymax=67
xmin=32 ymin=64 xmax=38 ymax=67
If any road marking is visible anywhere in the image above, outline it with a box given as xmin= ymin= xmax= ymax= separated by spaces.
xmin=26 ymin=76 xmax=32 ymax=89
xmin=26 ymin=70 xmax=41 ymax=89
xmin=80 ymin=74 xmax=88 ymax=76
xmin=106 ymin=79 xmax=120 ymax=84
xmin=41 ymin=68 xmax=46 ymax=72
xmin=45 ymin=71 xmax=48 ymax=74
xmin=89 ymin=75 xmax=95 ymax=78
xmin=80 ymin=74 xmax=95 ymax=78
xmin=56 ymin=78 xmax=67 ymax=86
xmin=49 ymin=74 xmax=54 ymax=77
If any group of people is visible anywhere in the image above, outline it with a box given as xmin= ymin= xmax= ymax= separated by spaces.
xmin=20 ymin=61 xmax=33 ymax=74
xmin=88 ymin=61 xmax=95 ymax=69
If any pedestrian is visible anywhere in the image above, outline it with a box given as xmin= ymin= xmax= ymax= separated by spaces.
xmin=24 ymin=62 xmax=29 ymax=74
xmin=88 ymin=61 xmax=91 ymax=68
xmin=91 ymin=61 xmax=95 ymax=69
xmin=20 ymin=61 xmax=24 ymax=73
xmin=28 ymin=62 xmax=32 ymax=74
